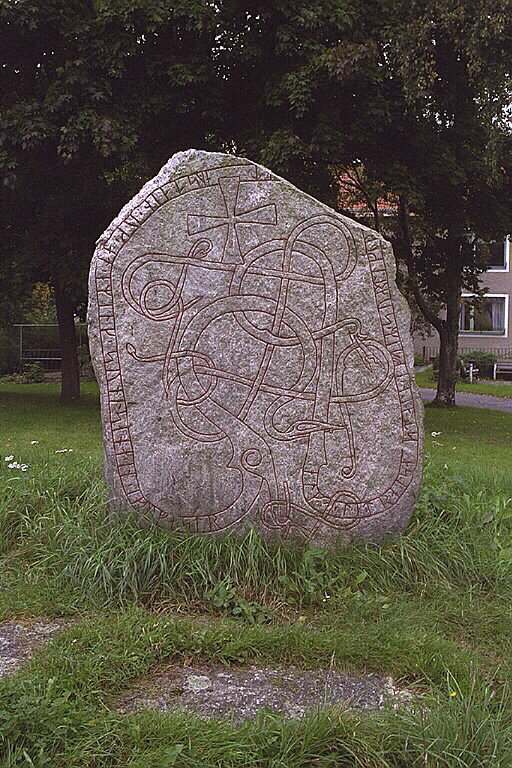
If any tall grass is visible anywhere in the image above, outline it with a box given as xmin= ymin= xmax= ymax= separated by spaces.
xmin=1 ymin=456 xmax=511 ymax=612
xmin=1 ymin=429 xmax=512 ymax=765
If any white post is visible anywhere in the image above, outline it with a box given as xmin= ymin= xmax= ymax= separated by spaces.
xmin=469 ymin=362 xmax=473 ymax=383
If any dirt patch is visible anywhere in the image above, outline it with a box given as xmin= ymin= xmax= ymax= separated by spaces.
xmin=0 ymin=618 xmax=73 ymax=678
xmin=116 ymin=662 xmax=414 ymax=723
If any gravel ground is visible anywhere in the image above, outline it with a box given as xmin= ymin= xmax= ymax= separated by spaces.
xmin=0 ymin=618 xmax=73 ymax=679
xmin=116 ymin=662 xmax=415 ymax=723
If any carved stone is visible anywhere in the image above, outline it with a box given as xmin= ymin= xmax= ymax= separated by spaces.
xmin=88 ymin=150 xmax=423 ymax=544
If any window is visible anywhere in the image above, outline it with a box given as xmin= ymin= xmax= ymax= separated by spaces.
xmin=482 ymin=236 xmax=510 ymax=271
xmin=459 ymin=295 xmax=508 ymax=336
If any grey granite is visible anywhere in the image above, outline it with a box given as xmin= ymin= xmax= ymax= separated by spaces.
xmin=115 ymin=662 xmax=415 ymax=722
xmin=88 ymin=150 xmax=423 ymax=543
xmin=0 ymin=619 xmax=73 ymax=679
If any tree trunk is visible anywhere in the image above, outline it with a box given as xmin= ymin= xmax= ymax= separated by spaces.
xmin=431 ymin=280 xmax=461 ymax=408
xmin=395 ymin=196 xmax=463 ymax=408
xmin=54 ymin=280 xmax=80 ymax=402
xmin=432 ymin=327 xmax=458 ymax=406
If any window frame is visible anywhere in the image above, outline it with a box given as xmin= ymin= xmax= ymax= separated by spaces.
xmin=486 ymin=236 xmax=510 ymax=272
xmin=459 ymin=293 xmax=509 ymax=338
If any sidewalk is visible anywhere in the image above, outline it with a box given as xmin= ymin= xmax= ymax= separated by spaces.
xmin=419 ymin=387 xmax=512 ymax=413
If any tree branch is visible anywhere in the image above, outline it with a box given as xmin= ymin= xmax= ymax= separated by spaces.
xmin=397 ymin=195 xmax=443 ymax=333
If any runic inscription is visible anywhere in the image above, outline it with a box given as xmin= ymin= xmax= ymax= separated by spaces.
xmin=88 ymin=150 xmax=423 ymax=544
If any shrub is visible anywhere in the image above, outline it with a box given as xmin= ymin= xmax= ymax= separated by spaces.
xmin=460 ymin=349 xmax=497 ymax=378
xmin=22 ymin=361 xmax=45 ymax=383
xmin=0 ymin=326 xmax=19 ymax=375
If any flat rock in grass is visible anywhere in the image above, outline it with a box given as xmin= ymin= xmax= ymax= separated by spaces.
xmin=116 ymin=663 xmax=407 ymax=723
xmin=88 ymin=150 xmax=423 ymax=544
xmin=0 ymin=618 xmax=72 ymax=679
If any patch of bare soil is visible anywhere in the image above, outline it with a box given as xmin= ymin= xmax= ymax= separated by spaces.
xmin=0 ymin=618 xmax=73 ymax=678
xmin=116 ymin=662 xmax=414 ymax=723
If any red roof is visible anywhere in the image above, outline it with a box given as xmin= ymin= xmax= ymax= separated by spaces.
xmin=337 ymin=172 xmax=398 ymax=216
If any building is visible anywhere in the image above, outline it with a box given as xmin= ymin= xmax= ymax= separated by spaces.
xmin=337 ymin=173 xmax=512 ymax=362
xmin=417 ymin=236 xmax=512 ymax=362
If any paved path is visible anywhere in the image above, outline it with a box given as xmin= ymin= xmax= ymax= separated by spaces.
xmin=419 ymin=388 xmax=512 ymax=413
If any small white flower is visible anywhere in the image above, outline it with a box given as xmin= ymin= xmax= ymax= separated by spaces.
xmin=431 ymin=431 xmax=442 ymax=437
xmin=4 ymin=455 xmax=14 ymax=462
xmin=55 ymin=449 xmax=69 ymax=454
xmin=20 ymin=464 xmax=28 ymax=471
xmin=30 ymin=440 xmax=39 ymax=445
xmin=8 ymin=462 xmax=17 ymax=469
xmin=444 ymin=463 xmax=448 ymax=469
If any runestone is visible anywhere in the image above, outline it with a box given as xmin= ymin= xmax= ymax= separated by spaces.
xmin=88 ymin=150 xmax=423 ymax=544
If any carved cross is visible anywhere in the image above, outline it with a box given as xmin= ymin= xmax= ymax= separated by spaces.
xmin=187 ymin=176 xmax=277 ymax=263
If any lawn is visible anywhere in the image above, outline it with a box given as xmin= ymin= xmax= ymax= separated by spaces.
xmin=0 ymin=379 xmax=101 ymax=458
xmin=1 ymin=380 xmax=511 ymax=767
xmin=424 ymin=403 xmax=512 ymax=475
xmin=416 ymin=368 xmax=512 ymax=398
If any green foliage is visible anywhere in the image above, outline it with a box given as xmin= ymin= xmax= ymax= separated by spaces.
xmin=0 ymin=0 xmax=227 ymax=399
xmin=0 ymin=327 xmax=19 ymax=375
xmin=205 ymin=578 xmax=273 ymax=625
xmin=21 ymin=362 xmax=45 ymax=384
xmin=459 ymin=349 xmax=498 ymax=378
xmin=459 ymin=350 xmax=498 ymax=367
xmin=2 ymin=0 xmax=510 ymax=405
xmin=244 ymin=0 xmax=512 ymax=404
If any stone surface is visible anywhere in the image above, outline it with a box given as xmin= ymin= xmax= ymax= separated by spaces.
xmin=115 ymin=662 xmax=412 ymax=722
xmin=88 ymin=150 xmax=423 ymax=543
xmin=0 ymin=618 xmax=73 ymax=679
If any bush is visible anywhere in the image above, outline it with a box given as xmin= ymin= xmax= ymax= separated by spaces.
xmin=0 ymin=326 xmax=19 ymax=375
xmin=460 ymin=350 xmax=497 ymax=378
xmin=21 ymin=361 xmax=45 ymax=383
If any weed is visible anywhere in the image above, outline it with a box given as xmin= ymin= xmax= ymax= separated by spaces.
xmin=205 ymin=578 xmax=273 ymax=624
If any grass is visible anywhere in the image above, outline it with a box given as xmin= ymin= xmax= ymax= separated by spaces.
xmin=424 ymin=404 xmax=512 ymax=471
xmin=416 ymin=368 xmax=512 ymax=398
xmin=0 ymin=379 xmax=101 ymax=458
xmin=1 ymin=380 xmax=512 ymax=766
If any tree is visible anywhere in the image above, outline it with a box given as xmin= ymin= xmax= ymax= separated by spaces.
xmin=215 ymin=0 xmax=357 ymax=203
xmin=3 ymin=0 xmax=510 ymax=408
xmin=350 ymin=0 xmax=512 ymax=406
xmin=0 ymin=0 xmax=224 ymax=400
xmin=220 ymin=0 xmax=512 ymax=406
